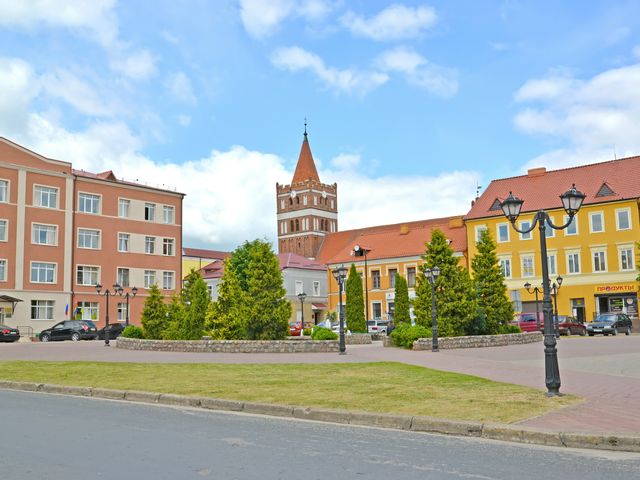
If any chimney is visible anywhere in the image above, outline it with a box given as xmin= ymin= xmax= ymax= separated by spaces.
xmin=527 ymin=167 xmax=546 ymax=177
xmin=399 ymin=224 xmax=409 ymax=235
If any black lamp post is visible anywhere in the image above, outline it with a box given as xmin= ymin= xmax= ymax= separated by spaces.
xmin=524 ymin=282 xmax=543 ymax=331
xmin=551 ymin=276 xmax=563 ymax=337
xmin=500 ymin=184 xmax=585 ymax=396
xmin=332 ymin=265 xmax=348 ymax=354
xmin=424 ymin=266 xmax=440 ymax=352
xmin=96 ymin=283 xmax=121 ymax=347
xmin=353 ymin=245 xmax=371 ymax=324
xmin=115 ymin=285 xmax=138 ymax=326
xmin=297 ymin=292 xmax=307 ymax=336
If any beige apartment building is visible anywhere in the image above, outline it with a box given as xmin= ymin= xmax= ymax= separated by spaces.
xmin=0 ymin=137 xmax=184 ymax=334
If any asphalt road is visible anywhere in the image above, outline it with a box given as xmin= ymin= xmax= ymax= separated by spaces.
xmin=2 ymin=390 xmax=639 ymax=480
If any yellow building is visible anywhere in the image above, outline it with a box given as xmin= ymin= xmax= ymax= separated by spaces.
xmin=317 ymin=217 xmax=468 ymax=321
xmin=182 ymin=248 xmax=229 ymax=278
xmin=465 ymin=159 xmax=640 ymax=328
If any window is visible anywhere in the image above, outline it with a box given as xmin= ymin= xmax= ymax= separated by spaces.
xmin=619 ymin=247 xmax=634 ymax=271
xmin=592 ymin=250 xmax=607 ymax=272
xmin=497 ymin=223 xmax=509 ymax=243
xmin=31 ymin=300 xmax=54 ymax=320
xmin=76 ymin=265 xmax=99 ymax=286
xmin=475 ymin=225 xmax=487 ymax=242
xmin=117 ymin=267 xmax=130 ymax=287
xmin=567 ymin=251 xmax=581 ymax=274
xmin=163 ymin=205 xmax=174 ymax=224
xmin=0 ymin=219 xmax=7 ymax=241
xmin=0 ymin=259 xmax=6 ymax=281
xmin=78 ymin=193 xmax=100 ymax=214
xmin=77 ymin=301 xmax=98 ymax=321
xmin=117 ymin=303 xmax=128 ymax=322
xmin=144 ymin=203 xmax=155 ymax=221
xmin=295 ymin=280 xmax=304 ymax=295
xmin=313 ymin=281 xmax=320 ymax=296
xmin=372 ymin=302 xmax=382 ymax=320
xmin=407 ymin=267 xmax=416 ymax=287
xmin=145 ymin=236 xmax=155 ymax=254
xmin=388 ymin=268 xmax=397 ymax=288
xmin=144 ymin=270 xmax=156 ymax=288
xmin=589 ymin=212 xmax=604 ymax=233
xmin=77 ymin=229 xmax=99 ymax=249
xmin=499 ymin=258 xmax=511 ymax=278
xmin=547 ymin=254 xmax=557 ymax=275
xmin=520 ymin=220 xmax=532 ymax=240
xmin=521 ymin=255 xmax=535 ymax=278
xmin=564 ymin=215 xmax=578 ymax=235
xmin=372 ymin=270 xmax=380 ymax=289
xmin=118 ymin=233 xmax=130 ymax=252
xmin=32 ymin=224 xmax=57 ymax=245
xmin=544 ymin=217 xmax=555 ymax=238
xmin=163 ymin=271 xmax=174 ymax=290
xmin=0 ymin=180 xmax=7 ymax=202
xmin=163 ymin=238 xmax=174 ymax=256
xmin=34 ymin=186 xmax=57 ymax=208
xmin=31 ymin=262 xmax=55 ymax=283
xmin=616 ymin=208 xmax=631 ymax=230
xmin=119 ymin=199 xmax=130 ymax=218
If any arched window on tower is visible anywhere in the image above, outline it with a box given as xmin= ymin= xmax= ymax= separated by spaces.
xmin=296 ymin=197 xmax=300 ymax=205
xmin=289 ymin=197 xmax=293 ymax=205
xmin=290 ymin=220 xmax=294 ymax=232
xmin=295 ymin=219 xmax=300 ymax=231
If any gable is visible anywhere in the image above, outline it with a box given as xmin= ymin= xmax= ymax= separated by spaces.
xmin=595 ymin=182 xmax=615 ymax=197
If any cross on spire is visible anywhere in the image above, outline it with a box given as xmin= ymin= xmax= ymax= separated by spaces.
xmin=304 ymin=117 xmax=308 ymax=137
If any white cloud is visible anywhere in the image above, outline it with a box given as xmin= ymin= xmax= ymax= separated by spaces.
xmin=514 ymin=62 xmax=640 ymax=170
xmin=178 ymin=115 xmax=191 ymax=127
xmin=376 ymin=46 xmax=458 ymax=97
xmin=341 ymin=4 xmax=437 ymax=41
xmin=166 ymin=72 xmax=197 ymax=105
xmin=271 ymin=46 xmax=388 ymax=95
xmin=0 ymin=57 xmax=39 ymax=135
xmin=109 ymin=49 xmax=157 ymax=80
xmin=239 ymin=0 xmax=336 ymax=38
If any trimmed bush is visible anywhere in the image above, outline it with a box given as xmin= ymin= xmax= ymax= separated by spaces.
xmin=390 ymin=323 xmax=432 ymax=349
xmin=303 ymin=328 xmax=312 ymax=336
xmin=499 ymin=323 xmax=522 ymax=334
xmin=311 ymin=326 xmax=338 ymax=340
xmin=121 ymin=325 xmax=145 ymax=339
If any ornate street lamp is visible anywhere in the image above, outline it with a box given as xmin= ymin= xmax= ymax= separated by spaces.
xmin=332 ymin=265 xmax=348 ymax=354
xmin=115 ymin=285 xmax=138 ymax=327
xmin=551 ymin=276 xmax=563 ymax=338
xmin=424 ymin=265 xmax=440 ymax=352
xmin=524 ymin=282 xmax=543 ymax=331
xmin=297 ymin=292 xmax=307 ymax=336
xmin=96 ymin=283 xmax=121 ymax=347
xmin=500 ymin=184 xmax=585 ymax=396
xmin=353 ymin=245 xmax=371 ymax=324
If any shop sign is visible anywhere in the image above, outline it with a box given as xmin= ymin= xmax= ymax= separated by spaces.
xmin=594 ymin=284 xmax=638 ymax=294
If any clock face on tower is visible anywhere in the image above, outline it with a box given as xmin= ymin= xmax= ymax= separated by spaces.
xmin=290 ymin=190 xmax=297 ymax=198
xmin=321 ymin=191 xmax=327 ymax=199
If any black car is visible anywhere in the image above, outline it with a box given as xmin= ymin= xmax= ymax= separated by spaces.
xmin=39 ymin=320 xmax=98 ymax=342
xmin=587 ymin=313 xmax=633 ymax=336
xmin=0 ymin=324 xmax=20 ymax=342
xmin=97 ymin=322 xmax=125 ymax=340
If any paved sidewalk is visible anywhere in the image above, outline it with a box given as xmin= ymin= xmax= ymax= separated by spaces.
xmin=1 ymin=336 xmax=639 ymax=435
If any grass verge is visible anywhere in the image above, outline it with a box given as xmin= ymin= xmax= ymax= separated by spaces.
xmin=0 ymin=361 xmax=579 ymax=423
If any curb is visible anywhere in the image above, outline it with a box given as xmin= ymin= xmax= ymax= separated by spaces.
xmin=1 ymin=380 xmax=638 ymax=453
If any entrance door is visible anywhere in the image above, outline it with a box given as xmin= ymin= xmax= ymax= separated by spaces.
xmin=598 ymin=297 xmax=609 ymax=314
xmin=571 ymin=298 xmax=585 ymax=323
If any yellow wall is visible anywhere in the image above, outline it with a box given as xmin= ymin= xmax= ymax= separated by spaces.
xmin=465 ymin=199 xmax=640 ymax=322
xmin=182 ymin=258 xmax=214 ymax=277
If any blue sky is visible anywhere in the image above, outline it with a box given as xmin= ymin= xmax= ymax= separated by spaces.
xmin=1 ymin=1 xmax=640 ymax=250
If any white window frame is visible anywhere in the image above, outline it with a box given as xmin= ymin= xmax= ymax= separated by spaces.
xmin=406 ymin=266 xmax=417 ymax=288
xmin=145 ymin=236 xmax=156 ymax=254
xmin=615 ymin=208 xmax=631 ymax=231
xmin=76 ymin=265 xmax=100 ymax=286
xmin=30 ymin=261 xmax=56 ymax=284
xmin=371 ymin=301 xmax=382 ymax=320
xmin=118 ymin=198 xmax=130 ymax=218
xmin=566 ymin=250 xmax=581 ymax=275
xmin=33 ymin=185 xmax=58 ymax=209
xmin=521 ymin=254 xmax=535 ymax=278
xmin=295 ymin=280 xmax=304 ymax=295
xmin=474 ymin=225 xmax=487 ymax=243
xmin=563 ymin=215 xmax=578 ymax=236
xmin=78 ymin=192 xmax=101 ymax=214
xmin=0 ymin=219 xmax=8 ymax=242
xmin=589 ymin=211 xmax=604 ymax=233
xmin=0 ymin=258 xmax=7 ymax=282
xmin=496 ymin=223 xmax=510 ymax=243
xmin=118 ymin=233 xmax=130 ymax=253
xmin=547 ymin=252 xmax=557 ymax=276
xmin=77 ymin=301 xmax=98 ymax=321
xmin=591 ymin=248 xmax=607 ymax=273
xmin=77 ymin=228 xmax=100 ymax=249
xmin=313 ymin=281 xmax=320 ymax=296
xmin=544 ymin=216 xmax=555 ymax=238
xmin=117 ymin=267 xmax=130 ymax=287
xmin=32 ymin=223 xmax=58 ymax=246
xmin=499 ymin=257 xmax=512 ymax=279
xmin=144 ymin=203 xmax=156 ymax=221
xmin=163 ymin=271 xmax=175 ymax=290
xmin=31 ymin=300 xmax=54 ymax=320
xmin=162 ymin=238 xmax=174 ymax=256
xmin=0 ymin=179 xmax=8 ymax=203
xmin=519 ymin=220 xmax=532 ymax=240
xmin=144 ymin=270 xmax=156 ymax=288
xmin=117 ymin=303 xmax=128 ymax=322
xmin=163 ymin=205 xmax=174 ymax=224
xmin=618 ymin=245 xmax=635 ymax=272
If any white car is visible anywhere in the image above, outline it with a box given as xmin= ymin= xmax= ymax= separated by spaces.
xmin=367 ymin=320 xmax=389 ymax=334
xmin=331 ymin=323 xmax=350 ymax=334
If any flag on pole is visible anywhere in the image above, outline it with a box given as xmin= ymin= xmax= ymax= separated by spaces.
xmin=65 ymin=304 xmax=69 ymax=317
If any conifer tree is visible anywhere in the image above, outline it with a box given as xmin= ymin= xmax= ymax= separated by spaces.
xmin=182 ymin=273 xmax=211 ymax=339
xmin=140 ymin=284 xmax=168 ymax=339
xmin=227 ymin=239 xmax=263 ymax=291
xmin=414 ymin=229 xmax=476 ymax=336
xmin=207 ymin=261 xmax=248 ymax=339
xmin=393 ymin=274 xmax=411 ymax=325
xmin=471 ymin=228 xmax=514 ymax=333
xmin=162 ymin=293 xmax=187 ymax=340
xmin=345 ymin=264 xmax=366 ymax=332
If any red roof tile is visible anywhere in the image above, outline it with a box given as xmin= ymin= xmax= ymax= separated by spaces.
xmin=183 ymin=248 xmax=231 ymax=260
xmin=73 ymin=169 xmax=185 ymax=195
xmin=291 ymin=135 xmax=320 ymax=183
xmin=466 ymin=156 xmax=640 ymax=220
xmin=278 ymin=252 xmax=327 ymax=271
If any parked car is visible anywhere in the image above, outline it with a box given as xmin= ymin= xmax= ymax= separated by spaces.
xmin=0 ymin=324 xmax=20 ymax=342
xmin=586 ymin=313 xmax=633 ymax=336
xmin=512 ymin=313 xmax=543 ymax=332
xmin=289 ymin=321 xmax=302 ymax=336
xmin=97 ymin=322 xmax=125 ymax=340
xmin=367 ymin=320 xmax=389 ymax=334
xmin=555 ymin=315 xmax=587 ymax=336
xmin=39 ymin=320 xmax=98 ymax=342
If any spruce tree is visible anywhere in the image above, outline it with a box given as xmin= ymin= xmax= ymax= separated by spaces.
xmin=471 ymin=228 xmax=514 ymax=334
xmin=394 ymin=274 xmax=411 ymax=325
xmin=182 ymin=273 xmax=211 ymax=339
xmin=207 ymin=261 xmax=248 ymax=339
xmin=140 ymin=284 xmax=168 ymax=339
xmin=413 ymin=229 xmax=476 ymax=336
xmin=162 ymin=293 xmax=187 ymax=340
xmin=345 ymin=264 xmax=366 ymax=332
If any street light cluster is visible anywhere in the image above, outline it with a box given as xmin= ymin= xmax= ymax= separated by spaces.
xmin=95 ymin=283 xmax=138 ymax=346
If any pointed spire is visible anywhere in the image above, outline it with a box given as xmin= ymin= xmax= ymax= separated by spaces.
xmin=292 ymin=121 xmax=320 ymax=183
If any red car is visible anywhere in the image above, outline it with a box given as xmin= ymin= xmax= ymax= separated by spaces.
xmin=512 ymin=313 xmax=586 ymax=336
xmin=289 ymin=321 xmax=302 ymax=336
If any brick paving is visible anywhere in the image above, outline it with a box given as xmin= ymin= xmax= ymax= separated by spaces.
xmin=2 ymin=335 xmax=640 ymax=435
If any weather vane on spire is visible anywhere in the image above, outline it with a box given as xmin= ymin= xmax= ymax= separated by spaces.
xmin=304 ymin=117 xmax=308 ymax=137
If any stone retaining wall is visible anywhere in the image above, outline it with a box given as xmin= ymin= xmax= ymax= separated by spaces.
xmin=117 ymin=337 xmax=340 ymax=353
xmin=345 ymin=334 xmax=372 ymax=345
xmin=413 ymin=332 xmax=542 ymax=350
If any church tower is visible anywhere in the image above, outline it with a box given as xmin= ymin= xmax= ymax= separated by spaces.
xmin=276 ymin=126 xmax=338 ymax=259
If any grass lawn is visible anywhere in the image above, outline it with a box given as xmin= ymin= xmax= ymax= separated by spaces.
xmin=0 ymin=361 xmax=579 ymax=423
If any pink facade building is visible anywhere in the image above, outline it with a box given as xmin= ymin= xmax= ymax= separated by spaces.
xmin=0 ymin=137 xmax=184 ymax=333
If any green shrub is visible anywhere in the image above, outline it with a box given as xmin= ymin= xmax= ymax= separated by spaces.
xmin=121 ymin=325 xmax=145 ymax=339
xmin=390 ymin=323 xmax=432 ymax=349
xmin=498 ymin=323 xmax=522 ymax=334
xmin=311 ymin=326 xmax=338 ymax=340
xmin=303 ymin=328 xmax=312 ymax=336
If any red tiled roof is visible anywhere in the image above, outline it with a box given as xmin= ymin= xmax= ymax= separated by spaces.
xmin=200 ymin=260 xmax=225 ymax=279
xmin=466 ymin=156 xmax=640 ymax=220
xmin=73 ymin=169 xmax=185 ymax=195
xmin=316 ymin=216 xmax=467 ymax=265
xmin=291 ymin=135 xmax=320 ymax=183
xmin=183 ymin=248 xmax=231 ymax=260
xmin=278 ymin=252 xmax=327 ymax=271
